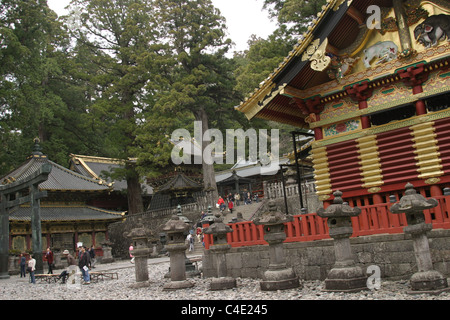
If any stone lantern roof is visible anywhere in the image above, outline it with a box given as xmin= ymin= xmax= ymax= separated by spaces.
xmin=203 ymin=213 xmax=233 ymax=236
xmin=317 ymin=191 xmax=361 ymax=218
xmin=253 ymin=201 xmax=293 ymax=225
xmin=126 ymin=225 xmax=152 ymax=239
xmin=390 ymin=183 xmax=438 ymax=214
xmin=163 ymin=215 xmax=189 ymax=233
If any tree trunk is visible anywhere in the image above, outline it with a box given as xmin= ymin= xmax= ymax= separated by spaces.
xmin=126 ymin=165 xmax=144 ymax=215
xmin=194 ymin=107 xmax=219 ymax=207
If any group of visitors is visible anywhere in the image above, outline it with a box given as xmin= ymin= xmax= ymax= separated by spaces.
xmin=59 ymin=245 xmax=96 ymax=285
xmin=21 ymin=245 xmax=96 ymax=285
xmin=186 ymin=226 xmax=204 ymax=252
xmin=217 ymin=191 xmax=259 ymax=214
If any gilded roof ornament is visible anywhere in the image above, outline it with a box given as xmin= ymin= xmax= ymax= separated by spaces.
xmin=302 ymin=38 xmax=331 ymax=72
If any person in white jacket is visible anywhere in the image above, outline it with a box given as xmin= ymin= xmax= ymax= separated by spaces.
xmin=28 ymin=255 xmax=36 ymax=284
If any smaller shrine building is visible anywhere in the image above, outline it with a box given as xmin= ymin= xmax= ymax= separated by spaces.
xmin=1 ymin=141 xmax=125 ymax=255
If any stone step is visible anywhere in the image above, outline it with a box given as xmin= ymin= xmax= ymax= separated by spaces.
xmin=223 ymin=201 xmax=264 ymax=221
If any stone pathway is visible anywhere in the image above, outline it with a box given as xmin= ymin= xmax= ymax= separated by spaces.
xmin=1 ymin=255 xmax=449 ymax=301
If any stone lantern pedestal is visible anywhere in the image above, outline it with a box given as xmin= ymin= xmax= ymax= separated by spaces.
xmin=100 ymin=241 xmax=114 ymax=264
xmin=253 ymin=201 xmax=300 ymax=291
xmin=204 ymin=213 xmax=236 ymax=290
xmin=124 ymin=222 xmax=153 ymax=288
xmin=390 ymin=183 xmax=449 ymax=294
xmin=317 ymin=191 xmax=367 ymax=292
xmin=162 ymin=215 xmax=194 ymax=290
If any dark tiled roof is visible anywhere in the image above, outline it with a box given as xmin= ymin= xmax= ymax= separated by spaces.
xmin=158 ymin=173 xmax=202 ymax=192
xmin=1 ymin=157 xmax=111 ymax=192
xmin=9 ymin=205 xmax=124 ymax=222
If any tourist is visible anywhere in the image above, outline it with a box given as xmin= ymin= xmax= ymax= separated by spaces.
xmin=217 ymin=196 xmax=225 ymax=212
xmin=64 ymin=249 xmax=77 ymax=266
xmin=45 ymin=247 xmax=54 ymax=274
xmin=129 ymin=243 xmax=135 ymax=263
xmin=88 ymin=245 xmax=96 ymax=268
xmin=19 ymin=253 xmax=26 ymax=278
xmin=58 ymin=249 xmax=77 ymax=283
xmin=235 ymin=193 xmax=240 ymax=206
xmin=78 ymin=246 xmax=90 ymax=284
xmin=187 ymin=233 xmax=195 ymax=252
xmin=27 ymin=254 xmax=36 ymax=284
xmin=228 ymin=199 xmax=234 ymax=214
xmin=196 ymin=226 xmax=202 ymax=243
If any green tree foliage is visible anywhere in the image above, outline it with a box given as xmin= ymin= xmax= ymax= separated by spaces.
xmin=63 ymin=0 xmax=176 ymax=213
xmin=263 ymin=0 xmax=327 ymax=36
xmin=233 ymin=0 xmax=324 ymax=154
xmin=0 ymin=0 xmax=321 ymax=210
xmin=0 ymin=0 xmax=95 ymax=174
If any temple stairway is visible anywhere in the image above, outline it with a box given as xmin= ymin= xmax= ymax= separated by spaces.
xmin=223 ymin=200 xmax=265 ymax=221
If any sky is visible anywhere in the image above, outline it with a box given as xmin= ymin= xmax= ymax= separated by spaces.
xmin=46 ymin=0 xmax=278 ymax=53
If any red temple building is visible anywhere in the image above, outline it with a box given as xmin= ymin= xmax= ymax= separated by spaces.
xmin=238 ymin=0 xmax=450 ymax=208
xmin=211 ymin=0 xmax=450 ymax=249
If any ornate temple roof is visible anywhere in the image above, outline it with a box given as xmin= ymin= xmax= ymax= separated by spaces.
xmin=157 ymin=172 xmax=203 ymax=193
xmin=1 ymin=140 xmax=126 ymax=223
xmin=236 ymin=0 xmax=450 ymax=127
xmin=69 ymin=154 xmax=153 ymax=195
xmin=1 ymin=142 xmax=111 ymax=193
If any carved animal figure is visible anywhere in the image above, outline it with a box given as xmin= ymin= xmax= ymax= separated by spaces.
xmin=414 ymin=14 xmax=450 ymax=48
xmin=363 ymin=41 xmax=398 ymax=68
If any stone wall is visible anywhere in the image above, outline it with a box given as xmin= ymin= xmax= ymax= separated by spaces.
xmin=202 ymin=229 xmax=450 ymax=281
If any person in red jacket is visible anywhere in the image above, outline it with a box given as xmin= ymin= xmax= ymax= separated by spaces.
xmin=217 ymin=196 xmax=225 ymax=212
xmin=45 ymin=247 xmax=54 ymax=274
xmin=228 ymin=200 xmax=234 ymax=214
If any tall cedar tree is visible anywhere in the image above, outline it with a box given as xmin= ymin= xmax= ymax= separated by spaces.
xmin=154 ymin=0 xmax=241 ymax=205
xmin=65 ymin=0 xmax=171 ymax=214
xmin=0 ymin=0 xmax=70 ymax=172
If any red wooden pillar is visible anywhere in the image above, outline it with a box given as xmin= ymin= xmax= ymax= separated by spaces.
xmin=46 ymin=233 xmax=51 ymax=249
xmin=92 ymin=231 xmax=96 ymax=247
xmin=345 ymin=81 xmax=373 ymax=129
xmin=398 ymin=64 xmax=429 ymax=115
xmin=26 ymin=234 xmax=31 ymax=251
xmin=293 ymin=96 xmax=324 ymax=140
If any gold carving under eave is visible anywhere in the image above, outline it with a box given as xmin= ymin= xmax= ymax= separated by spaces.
xmin=302 ymin=38 xmax=332 ymax=72
xmin=410 ymin=121 xmax=444 ymax=180
xmin=311 ymin=146 xmax=332 ymax=196
xmin=356 ymin=135 xmax=384 ymax=191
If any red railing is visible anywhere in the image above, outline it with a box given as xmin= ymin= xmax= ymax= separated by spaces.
xmin=203 ymin=195 xmax=450 ymax=249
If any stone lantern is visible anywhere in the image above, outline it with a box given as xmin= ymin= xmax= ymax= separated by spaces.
xmin=201 ymin=205 xmax=215 ymax=225
xmin=124 ymin=221 xmax=153 ymax=288
xmin=174 ymin=204 xmax=200 ymax=277
xmin=203 ymin=213 xmax=236 ymax=290
xmin=390 ymin=183 xmax=449 ymax=293
xmin=162 ymin=214 xmax=194 ymax=290
xmin=317 ymin=190 xmax=367 ymax=292
xmin=253 ymin=201 xmax=300 ymax=291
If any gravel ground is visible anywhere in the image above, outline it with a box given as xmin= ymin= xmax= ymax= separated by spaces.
xmin=1 ymin=260 xmax=449 ymax=301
